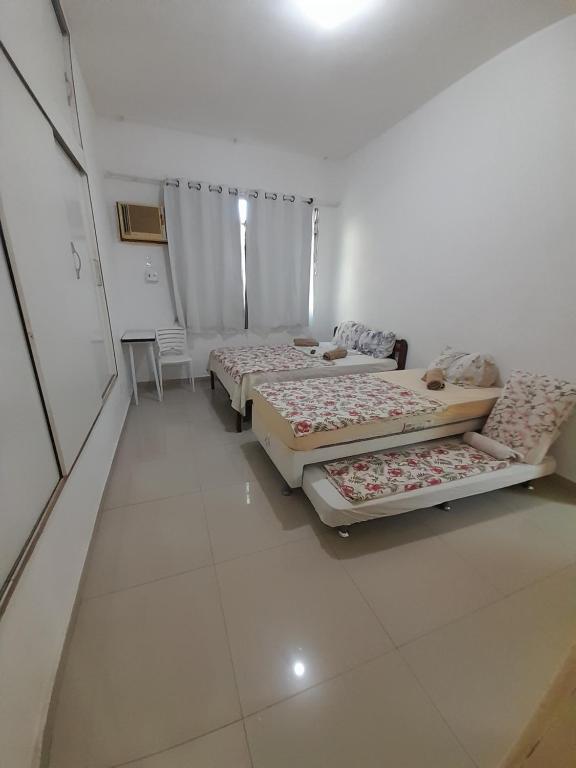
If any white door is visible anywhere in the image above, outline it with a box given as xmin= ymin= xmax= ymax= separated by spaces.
xmin=54 ymin=144 xmax=116 ymax=397
xmin=0 ymin=237 xmax=60 ymax=588
xmin=0 ymin=52 xmax=112 ymax=473
xmin=0 ymin=0 xmax=82 ymax=145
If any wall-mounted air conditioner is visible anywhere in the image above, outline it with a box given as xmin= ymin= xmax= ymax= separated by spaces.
xmin=116 ymin=202 xmax=167 ymax=244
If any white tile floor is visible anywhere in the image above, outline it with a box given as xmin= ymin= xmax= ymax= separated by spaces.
xmin=47 ymin=380 xmax=576 ymax=768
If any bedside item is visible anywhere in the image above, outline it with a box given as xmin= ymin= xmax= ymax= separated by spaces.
xmin=155 ymin=327 xmax=195 ymax=400
xmin=121 ymin=330 xmax=162 ymax=405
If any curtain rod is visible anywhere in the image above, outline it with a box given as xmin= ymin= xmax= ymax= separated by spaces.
xmin=103 ymin=170 xmax=340 ymax=208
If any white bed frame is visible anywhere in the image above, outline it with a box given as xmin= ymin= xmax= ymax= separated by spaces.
xmin=253 ymin=410 xmax=486 ymax=488
xmin=303 ymin=455 xmax=556 ymax=533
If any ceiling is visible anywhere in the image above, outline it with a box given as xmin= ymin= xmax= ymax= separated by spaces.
xmin=63 ymin=0 xmax=576 ymax=159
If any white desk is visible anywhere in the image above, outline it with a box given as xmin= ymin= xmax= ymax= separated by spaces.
xmin=121 ymin=330 xmax=162 ymax=405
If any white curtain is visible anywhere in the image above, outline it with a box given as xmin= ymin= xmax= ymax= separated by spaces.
xmin=164 ymin=182 xmax=244 ymax=333
xmin=245 ymin=193 xmax=314 ymax=329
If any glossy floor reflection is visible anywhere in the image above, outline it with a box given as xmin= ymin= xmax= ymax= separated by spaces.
xmin=48 ymin=379 xmax=576 ymax=768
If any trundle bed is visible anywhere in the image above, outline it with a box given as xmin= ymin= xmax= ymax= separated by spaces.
xmin=208 ymin=338 xmax=408 ymax=431
xmin=251 ymin=367 xmax=574 ymax=537
xmin=252 ymin=368 xmax=502 ymax=488
xmin=303 ymin=442 xmax=555 ymax=532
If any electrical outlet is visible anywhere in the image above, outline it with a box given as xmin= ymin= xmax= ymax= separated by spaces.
xmin=145 ymin=269 xmax=159 ymax=283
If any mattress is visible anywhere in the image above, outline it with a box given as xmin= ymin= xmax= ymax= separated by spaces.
xmin=324 ymin=439 xmax=512 ymax=502
xmin=303 ymin=452 xmax=556 ymax=528
xmin=209 ymin=343 xmax=398 ymax=415
xmin=252 ymin=369 xmax=502 ymax=451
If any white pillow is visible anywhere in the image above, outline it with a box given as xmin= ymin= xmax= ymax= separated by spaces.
xmin=357 ymin=329 xmax=396 ymax=358
xmin=427 ymin=346 xmax=498 ymax=387
xmin=333 ymin=321 xmax=367 ymax=350
xmin=462 ymin=432 xmax=520 ymax=461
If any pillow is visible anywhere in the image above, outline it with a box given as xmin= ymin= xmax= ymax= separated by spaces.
xmin=333 ymin=321 xmax=367 ymax=350
xmin=357 ymin=329 xmax=396 ymax=359
xmin=427 ymin=346 xmax=498 ymax=387
xmin=462 ymin=432 xmax=520 ymax=461
xmin=482 ymin=370 xmax=576 ymax=464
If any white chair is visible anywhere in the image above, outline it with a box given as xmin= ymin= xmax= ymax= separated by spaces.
xmin=155 ymin=327 xmax=195 ymax=399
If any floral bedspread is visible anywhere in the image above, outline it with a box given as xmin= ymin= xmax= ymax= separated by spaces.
xmin=325 ymin=439 xmax=511 ymax=502
xmin=255 ymin=374 xmax=445 ymax=436
xmin=210 ymin=345 xmax=328 ymax=384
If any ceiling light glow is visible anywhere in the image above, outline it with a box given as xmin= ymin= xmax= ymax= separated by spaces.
xmin=296 ymin=0 xmax=375 ymax=30
xmin=293 ymin=660 xmax=306 ymax=678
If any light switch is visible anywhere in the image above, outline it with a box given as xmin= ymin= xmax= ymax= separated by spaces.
xmin=145 ymin=269 xmax=159 ymax=283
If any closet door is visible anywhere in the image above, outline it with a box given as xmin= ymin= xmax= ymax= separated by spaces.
xmin=0 ymin=52 xmax=111 ymax=473
xmin=0 ymin=0 xmax=82 ymax=147
xmin=54 ymin=144 xmax=116 ymax=397
xmin=0 ymin=237 xmax=60 ymax=588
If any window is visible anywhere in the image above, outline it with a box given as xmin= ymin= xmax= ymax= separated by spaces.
xmin=238 ymin=198 xmax=318 ymax=330
xmin=238 ymin=197 xmax=248 ymax=328
xmin=309 ymin=207 xmax=319 ymax=324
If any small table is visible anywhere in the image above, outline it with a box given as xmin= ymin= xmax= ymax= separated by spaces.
xmin=121 ymin=330 xmax=162 ymax=405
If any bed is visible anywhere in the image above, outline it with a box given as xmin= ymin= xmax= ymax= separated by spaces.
xmin=208 ymin=338 xmax=408 ymax=431
xmin=251 ymin=369 xmax=502 ymax=488
xmin=303 ymin=442 xmax=555 ymax=532
xmin=256 ymin=367 xmax=573 ymax=538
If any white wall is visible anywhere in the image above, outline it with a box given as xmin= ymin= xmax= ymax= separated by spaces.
xmin=335 ymin=17 xmax=576 ymax=480
xmin=0 ymin=56 xmax=131 ymax=768
xmin=95 ymin=118 xmax=343 ymax=381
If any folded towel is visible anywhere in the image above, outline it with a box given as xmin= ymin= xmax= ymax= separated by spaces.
xmin=323 ymin=347 xmax=347 ymax=361
xmin=423 ymin=368 xmax=445 ymax=390
xmin=463 ymin=432 xmax=520 ymax=461
xmin=294 ymin=337 xmax=319 ymax=347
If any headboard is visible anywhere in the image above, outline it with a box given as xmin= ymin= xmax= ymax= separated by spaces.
xmin=332 ymin=327 xmax=408 ymax=371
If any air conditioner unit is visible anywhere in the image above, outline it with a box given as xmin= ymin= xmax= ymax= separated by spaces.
xmin=116 ymin=202 xmax=167 ymax=243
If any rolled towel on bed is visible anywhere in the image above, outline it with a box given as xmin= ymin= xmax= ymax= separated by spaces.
xmin=463 ymin=432 xmax=520 ymax=461
xmin=422 ymin=368 xmax=445 ymax=390
xmin=323 ymin=347 xmax=347 ymax=361
xmin=294 ymin=337 xmax=319 ymax=347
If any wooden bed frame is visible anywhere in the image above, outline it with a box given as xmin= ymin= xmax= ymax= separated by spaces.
xmin=209 ymin=370 xmax=252 ymax=432
xmin=390 ymin=339 xmax=408 ymax=370
xmin=210 ymin=334 xmax=409 ymax=432
xmin=332 ymin=328 xmax=408 ymax=371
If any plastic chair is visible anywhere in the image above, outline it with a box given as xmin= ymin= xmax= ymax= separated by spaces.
xmin=155 ymin=327 xmax=195 ymax=399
